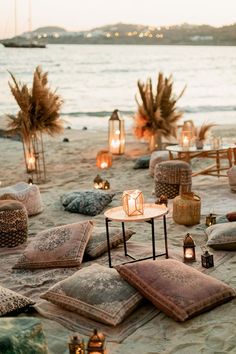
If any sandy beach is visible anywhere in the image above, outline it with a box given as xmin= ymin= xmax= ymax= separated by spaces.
xmin=0 ymin=115 xmax=235 ymax=354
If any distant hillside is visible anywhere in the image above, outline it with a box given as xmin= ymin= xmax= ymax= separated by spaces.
xmin=1 ymin=22 xmax=236 ymax=45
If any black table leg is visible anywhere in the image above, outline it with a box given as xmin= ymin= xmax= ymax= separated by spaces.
xmin=163 ymin=214 xmax=169 ymax=258
xmin=151 ymin=218 xmax=156 ymax=260
xmin=122 ymin=222 xmax=128 ymax=256
xmin=105 ymin=217 xmax=112 ymax=268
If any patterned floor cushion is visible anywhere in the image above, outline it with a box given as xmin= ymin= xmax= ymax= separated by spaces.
xmin=0 ymin=182 xmax=43 ymax=216
xmin=0 ymin=284 xmax=34 ymax=316
xmin=206 ymin=222 xmax=236 ymax=250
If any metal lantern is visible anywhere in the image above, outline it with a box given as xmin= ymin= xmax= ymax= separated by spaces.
xmin=155 ymin=194 xmax=168 ymax=207
xmin=205 ymin=213 xmax=216 ymax=227
xmin=96 ymin=150 xmax=112 ymax=169
xmin=183 ymin=233 xmax=196 ymax=262
xmin=68 ymin=334 xmax=85 ymax=354
xmin=87 ymin=329 xmax=106 ymax=354
xmin=108 ymin=109 xmax=125 ymax=155
xmin=201 ymin=250 xmax=214 ymax=268
xmin=103 ymin=180 xmax=110 ymax=190
xmin=93 ymin=175 xmax=104 ymax=189
xmin=27 ymin=177 xmax=33 ymax=185
xmin=122 ymin=189 xmax=144 ymax=216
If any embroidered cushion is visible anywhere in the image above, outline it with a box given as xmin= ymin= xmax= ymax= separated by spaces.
xmin=0 ymin=182 xmax=43 ymax=216
xmin=226 ymin=212 xmax=236 ymax=222
xmin=0 ymin=318 xmax=48 ymax=354
xmin=116 ymin=259 xmax=235 ymax=322
xmin=61 ymin=191 xmax=115 ymax=216
xmin=0 ymin=285 xmax=34 ymax=316
xmin=133 ymin=156 xmax=150 ymax=169
xmin=41 ymin=264 xmax=143 ymax=326
xmin=206 ymin=222 xmax=236 ymax=250
xmin=13 ymin=221 xmax=93 ymax=269
xmin=85 ymin=227 xmax=135 ymax=259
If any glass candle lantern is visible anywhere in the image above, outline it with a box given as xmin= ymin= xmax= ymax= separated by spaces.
xmin=108 ymin=109 xmax=125 ymax=155
xmin=122 ymin=189 xmax=144 ymax=216
xmin=87 ymin=329 xmax=106 ymax=354
xmin=180 ymin=131 xmax=192 ymax=150
xmin=26 ymin=153 xmax=36 ymax=172
xmin=205 ymin=213 xmax=216 ymax=227
xmin=68 ymin=334 xmax=85 ymax=354
xmin=201 ymin=250 xmax=214 ymax=268
xmin=96 ymin=150 xmax=112 ymax=169
xmin=183 ymin=233 xmax=196 ymax=262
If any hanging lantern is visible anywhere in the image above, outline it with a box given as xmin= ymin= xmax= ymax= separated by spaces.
xmin=68 ymin=334 xmax=85 ymax=354
xmin=201 ymin=250 xmax=214 ymax=269
xmin=183 ymin=233 xmax=196 ymax=262
xmin=122 ymin=189 xmax=144 ymax=216
xmin=96 ymin=150 xmax=112 ymax=169
xmin=87 ymin=329 xmax=106 ymax=354
xmin=93 ymin=175 xmax=104 ymax=189
xmin=108 ymin=109 xmax=125 ymax=155
xmin=205 ymin=213 xmax=216 ymax=227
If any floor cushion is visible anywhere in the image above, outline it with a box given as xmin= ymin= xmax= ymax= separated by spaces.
xmin=84 ymin=226 xmax=135 ymax=259
xmin=0 ymin=182 xmax=43 ymax=216
xmin=0 ymin=200 xmax=28 ymax=247
xmin=13 ymin=221 xmax=93 ymax=269
xmin=61 ymin=190 xmax=115 ymax=216
xmin=226 ymin=212 xmax=236 ymax=222
xmin=41 ymin=264 xmax=143 ymax=326
xmin=0 ymin=317 xmax=48 ymax=354
xmin=133 ymin=156 xmax=150 ymax=169
xmin=116 ymin=259 xmax=235 ymax=322
xmin=0 ymin=285 xmax=34 ymax=316
xmin=149 ymin=150 xmax=169 ymax=177
xmin=206 ymin=222 xmax=236 ymax=250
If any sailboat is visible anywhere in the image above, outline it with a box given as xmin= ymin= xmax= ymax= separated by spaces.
xmin=2 ymin=0 xmax=46 ymax=48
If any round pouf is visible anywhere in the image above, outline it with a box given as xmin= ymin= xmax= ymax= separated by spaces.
xmin=149 ymin=150 xmax=169 ymax=177
xmin=228 ymin=166 xmax=236 ymax=192
xmin=154 ymin=160 xmax=192 ymax=199
xmin=0 ymin=200 xmax=28 ymax=247
xmin=173 ymin=193 xmax=201 ymax=226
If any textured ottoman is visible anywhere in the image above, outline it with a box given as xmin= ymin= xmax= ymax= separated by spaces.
xmin=0 ymin=200 xmax=28 ymax=247
xmin=0 ymin=182 xmax=43 ymax=216
xmin=154 ymin=160 xmax=192 ymax=199
xmin=149 ymin=150 xmax=169 ymax=177
xmin=228 ymin=166 xmax=236 ymax=192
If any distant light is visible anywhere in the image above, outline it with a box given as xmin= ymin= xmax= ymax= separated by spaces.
xmin=156 ymin=33 xmax=163 ymax=38
xmin=115 ymin=32 xmax=119 ymax=37
xmin=149 ymin=34 xmax=153 ymax=38
xmin=54 ymin=33 xmax=60 ymax=38
xmin=43 ymin=33 xmax=47 ymax=38
xmin=127 ymin=32 xmax=132 ymax=36
xmin=139 ymin=33 xmax=144 ymax=38
xmin=106 ymin=33 xmax=111 ymax=38
xmin=87 ymin=33 xmax=92 ymax=38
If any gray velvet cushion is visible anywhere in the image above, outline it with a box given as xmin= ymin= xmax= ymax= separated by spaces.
xmin=206 ymin=222 xmax=236 ymax=250
xmin=0 ymin=285 xmax=34 ymax=316
xmin=133 ymin=156 xmax=150 ymax=169
xmin=41 ymin=264 xmax=143 ymax=326
xmin=85 ymin=226 xmax=135 ymax=259
xmin=61 ymin=190 xmax=115 ymax=216
xmin=0 ymin=318 xmax=48 ymax=354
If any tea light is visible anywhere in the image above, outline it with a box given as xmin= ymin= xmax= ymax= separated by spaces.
xmin=96 ymin=150 xmax=112 ymax=169
xmin=122 ymin=189 xmax=144 ymax=216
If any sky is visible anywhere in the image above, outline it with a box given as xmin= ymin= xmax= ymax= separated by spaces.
xmin=0 ymin=0 xmax=236 ymax=39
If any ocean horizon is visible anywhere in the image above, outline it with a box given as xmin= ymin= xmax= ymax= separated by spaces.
xmin=0 ymin=44 xmax=235 ymax=129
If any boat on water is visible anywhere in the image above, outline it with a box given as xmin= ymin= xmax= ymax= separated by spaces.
xmin=2 ymin=40 xmax=46 ymax=48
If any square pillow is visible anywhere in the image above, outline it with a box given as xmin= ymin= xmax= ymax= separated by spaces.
xmin=206 ymin=222 xmax=236 ymax=250
xmin=116 ymin=259 xmax=236 ymax=322
xmin=41 ymin=264 xmax=143 ymax=326
xmin=61 ymin=190 xmax=115 ymax=216
xmin=13 ymin=221 xmax=93 ymax=269
xmin=133 ymin=156 xmax=150 ymax=169
xmin=84 ymin=226 xmax=135 ymax=259
xmin=0 ymin=285 xmax=35 ymax=316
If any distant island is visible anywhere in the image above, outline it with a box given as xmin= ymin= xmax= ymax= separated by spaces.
xmin=1 ymin=22 xmax=236 ymax=46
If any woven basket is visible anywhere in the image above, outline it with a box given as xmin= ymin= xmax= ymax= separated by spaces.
xmin=0 ymin=200 xmax=28 ymax=247
xmin=173 ymin=192 xmax=201 ymax=226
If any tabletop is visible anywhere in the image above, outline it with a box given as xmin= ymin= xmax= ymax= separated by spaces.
xmin=104 ymin=203 xmax=169 ymax=222
xmin=166 ymin=144 xmax=233 ymax=153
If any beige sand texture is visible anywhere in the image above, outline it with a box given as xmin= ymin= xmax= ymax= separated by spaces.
xmin=0 ymin=117 xmax=235 ymax=354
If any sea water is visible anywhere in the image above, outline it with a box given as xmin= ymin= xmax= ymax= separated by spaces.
xmin=0 ymin=44 xmax=235 ymax=129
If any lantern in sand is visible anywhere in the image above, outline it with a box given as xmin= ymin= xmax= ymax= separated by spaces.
xmin=68 ymin=333 xmax=85 ymax=354
xmin=108 ymin=109 xmax=125 ymax=155
xmin=183 ymin=233 xmax=196 ymax=262
xmin=87 ymin=329 xmax=106 ymax=354
xmin=201 ymin=249 xmax=214 ymax=269
xmin=122 ymin=189 xmax=144 ymax=216
xmin=205 ymin=213 xmax=216 ymax=227
xmin=96 ymin=150 xmax=112 ymax=169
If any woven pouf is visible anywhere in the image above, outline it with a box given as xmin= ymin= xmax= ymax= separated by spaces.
xmin=0 ymin=182 xmax=43 ymax=216
xmin=149 ymin=150 xmax=169 ymax=177
xmin=0 ymin=200 xmax=28 ymax=247
xmin=173 ymin=193 xmax=201 ymax=226
xmin=228 ymin=166 xmax=236 ymax=192
xmin=154 ymin=160 xmax=192 ymax=199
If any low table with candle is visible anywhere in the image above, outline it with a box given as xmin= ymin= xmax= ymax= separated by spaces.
xmin=104 ymin=204 xmax=169 ymax=268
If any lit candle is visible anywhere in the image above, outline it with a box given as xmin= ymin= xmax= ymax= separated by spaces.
xmin=100 ymin=162 xmax=108 ymax=169
xmin=185 ymin=249 xmax=193 ymax=259
xmin=27 ymin=155 xmax=36 ymax=172
xmin=182 ymin=135 xmax=189 ymax=148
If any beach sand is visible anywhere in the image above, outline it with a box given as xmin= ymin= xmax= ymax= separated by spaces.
xmin=0 ymin=115 xmax=235 ymax=354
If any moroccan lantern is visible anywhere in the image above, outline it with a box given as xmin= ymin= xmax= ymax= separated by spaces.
xmin=205 ymin=213 xmax=216 ymax=227
xmin=96 ymin=150 xmax=112 ymax=169
xmin=122 ymin=189 xmax=144 ymax=216
xmin=93 ymin=175 xmax=104 ymax=189
xmin=87 ymin=329 xmax=106 ymax=354
xmin=201 ymin=250 xmax=214 ymax=269
xmin=102 ymin=180 xmax=110 ymax=190
xmin=26 ymin=152 xmax=36 ymax=172
xmin=68 ymin=334 xmax=85 ymax=354
xmin=108 ymin=109 xmax=125 ymax=155
xmin=183 ymin=233 xmax=196 ymax=262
